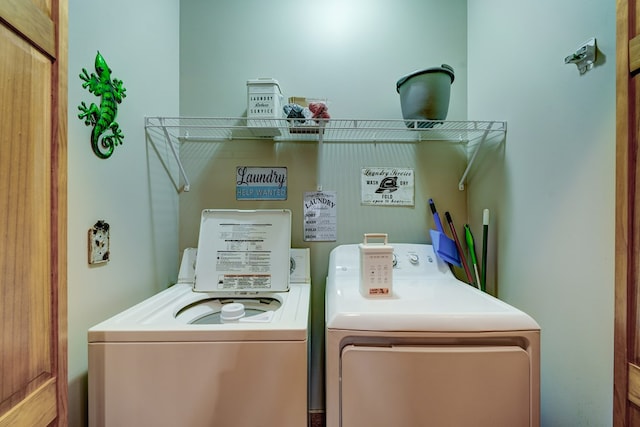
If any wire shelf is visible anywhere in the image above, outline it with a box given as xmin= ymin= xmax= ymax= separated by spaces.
xmin=144 ymin=117 xmax=506 ymax=192
xmin=145 ymin=117 xmax=506 ymax=143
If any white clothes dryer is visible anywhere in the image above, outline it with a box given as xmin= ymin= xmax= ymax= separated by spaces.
xmin=89 ymin=210 xmax=311 ymax=427
xmin=325 ymin=243 xmax=540 ymax=427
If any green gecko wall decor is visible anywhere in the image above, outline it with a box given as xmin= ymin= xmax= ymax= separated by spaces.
xmin=77 ymin=51 xmax=127 ymax=159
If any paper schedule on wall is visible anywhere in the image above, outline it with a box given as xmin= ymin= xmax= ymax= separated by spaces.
xmin=303 ymin=191 xmax=337 ymax=242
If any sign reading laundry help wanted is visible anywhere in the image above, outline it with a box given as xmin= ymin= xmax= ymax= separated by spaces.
xmin=361 ymin=167 xmax=414 ymax=206
xmin=236 ymin=166 xmax=287 ymax=200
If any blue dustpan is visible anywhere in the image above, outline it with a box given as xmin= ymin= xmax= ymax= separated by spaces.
xmin=430 ymin=228 xmax=461 ymax=266
xmin=428 ymin=199 xmax=461 ymax=267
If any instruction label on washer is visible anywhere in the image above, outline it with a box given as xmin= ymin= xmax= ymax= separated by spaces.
xmin=194 ymin=209 xmax=290 ymax=292
xmin=361 ymin=167 xmax=414 ymax=206
xmin=215 ymin=222 xmax=275 ymax=289
xmin=303 ymin=191 xmax=337 ymax=241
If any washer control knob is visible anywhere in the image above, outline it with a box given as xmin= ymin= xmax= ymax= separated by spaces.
xmin=408 ymin=253 xmax=419 ymax=265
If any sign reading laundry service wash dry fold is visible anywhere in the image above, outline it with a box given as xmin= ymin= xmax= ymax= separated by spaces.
xmin=361 ymin=167 xmax=414 ymax=206
xmin=236 ymin=166 xmax=287 ymax=200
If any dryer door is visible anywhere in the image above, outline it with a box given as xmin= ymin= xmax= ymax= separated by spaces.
xmin=340 ymin=345 xmax=531 ymax=427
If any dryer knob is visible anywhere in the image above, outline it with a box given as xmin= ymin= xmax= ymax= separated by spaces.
xmin=409 ymin=254 xmax=419 ymax=265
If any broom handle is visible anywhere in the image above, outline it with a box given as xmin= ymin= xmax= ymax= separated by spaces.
xmin=445 ymin=212 xmax=474 ymax=284
xmin=428 ymin=199 xmax=446 ymax=233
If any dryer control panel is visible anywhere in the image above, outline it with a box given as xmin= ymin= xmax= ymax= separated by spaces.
xmin=330 ymin=243 xmax=452 ymax=287
xmin=389 ymin=244 xmax=450 ymax=279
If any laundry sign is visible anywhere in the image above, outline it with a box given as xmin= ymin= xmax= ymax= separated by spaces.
xmin=236 ymin=166 xmax=287 ymax=200
xmin=361 ymin=167 xmax=414 ymax=206
xmin=303 ymin=190 xmax=337 ymax=241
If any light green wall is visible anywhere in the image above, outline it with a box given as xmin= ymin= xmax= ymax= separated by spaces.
xmin=67 ymin=1 xmax=180 ymax=426
xmin=468 ymin=1 xmax=615 ymax=426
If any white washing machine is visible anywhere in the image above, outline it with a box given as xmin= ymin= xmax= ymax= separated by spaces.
xmin=88 ymin=210 xmax=311 ymax=427
xmin=325 ymin=243 xmax=540 ymax=427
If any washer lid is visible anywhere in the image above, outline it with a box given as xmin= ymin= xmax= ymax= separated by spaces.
xmin=194 ymin=209 xmax=291 ymax=293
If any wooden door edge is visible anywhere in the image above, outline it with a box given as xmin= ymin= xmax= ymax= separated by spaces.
xmin=614 ymin=0 xmax=633 ymax=425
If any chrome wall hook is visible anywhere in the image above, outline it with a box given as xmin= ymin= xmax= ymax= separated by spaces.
xmin=564 ymin=38 xmax=597 ymax=74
